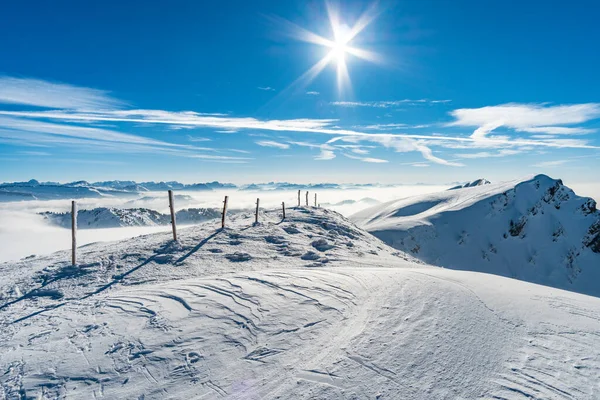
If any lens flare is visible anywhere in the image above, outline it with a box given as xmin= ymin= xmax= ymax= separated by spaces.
xmin=273 ymin=2 xmax=382 ymax=95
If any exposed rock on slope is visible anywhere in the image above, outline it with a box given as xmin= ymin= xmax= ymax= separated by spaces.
xmin=352 ymin=174 xmax=600 ymax=296
xmin=448 ymin=178 xmax=491 ymax=190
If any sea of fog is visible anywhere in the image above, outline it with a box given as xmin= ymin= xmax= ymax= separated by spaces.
xmin=0 ymin=185 xmax=450 ymax=263
xmin=1 ymin=181 xmax=598 ymax=264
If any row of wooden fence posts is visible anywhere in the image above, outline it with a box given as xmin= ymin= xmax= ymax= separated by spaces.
xmin=296 ymin=190 xmax=317 ymax=207
xmin=70 ymin=190 xmax=319 ymax=265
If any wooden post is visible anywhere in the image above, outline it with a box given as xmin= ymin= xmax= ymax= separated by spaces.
xmin=221 ymin=195 xmax=228 ymax=228
xmin=255 ymin=198 xmax=260 ymax=224
xmin=168 ymin=190 xmax=177 ymax=241
xmin=306 ymin=191 xmax=309 ymax=206
xmin=314 ymin=193 xmax=317 ymax=207
xmin=71 ymin=200 xmax=77 ymax=265
xmin=282 ymin=202 xmax=285 ymax=219
xmin=297 ymin=190 xmax=301 ymax=207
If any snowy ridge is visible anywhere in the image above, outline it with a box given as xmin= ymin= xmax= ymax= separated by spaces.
xmin=40 ymin=207 xmax=222 ymax=229
xmin=448 ymin=178 xmax=491 ymax=190
xmin=351 ymin=174 xmax=600 ymax=296
xmin=1 ymin=208 xmax=600 ymax=399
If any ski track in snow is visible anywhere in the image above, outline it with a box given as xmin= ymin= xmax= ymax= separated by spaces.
xmin=0 ymin=207 xmax=599 ymax=399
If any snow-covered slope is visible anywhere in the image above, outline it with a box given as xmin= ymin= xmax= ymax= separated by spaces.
xmin=352 ymin=174 xmax=600 ymax=296
xmin=40 ymin=207 xmax=221 ymax=229
xmin=1 ymin=207 xmax=600 ymax=399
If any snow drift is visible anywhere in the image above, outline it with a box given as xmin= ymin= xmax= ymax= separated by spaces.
xmin=351 ymin=174 xmax=600 ymax=296
xmin=1 ymin=207 xmax=600 ymax=399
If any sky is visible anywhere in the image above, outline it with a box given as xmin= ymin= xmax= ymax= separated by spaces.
xmin=0 ymin=0 xmax=599 ymax=185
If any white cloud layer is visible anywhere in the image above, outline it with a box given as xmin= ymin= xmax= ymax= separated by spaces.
xmin=1 ymin=78 xmax=598 ymax=168
xmin=0 ymin=76 xmax=125 ymax=110
xmin=256 ymin=140 xmax=290 ymax=149
xmin=331 ymin=99 xmax=451 ymax=108
xmin=450 ymin=103 xmax=600 ymax=139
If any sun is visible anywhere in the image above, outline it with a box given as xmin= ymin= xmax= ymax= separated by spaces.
xmin=330 ymin=39 xmax=348 ymax=64
xmin=274 ymin=2 xmax=382 ymax=95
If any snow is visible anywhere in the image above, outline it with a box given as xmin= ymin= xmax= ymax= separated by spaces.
xmin=1 ymin=206 xmax=600 ymax=399
xmin=40 ymin=207 xmax=221 ymax=229
xmin=351 ymin=174 xmax=600 ymax=297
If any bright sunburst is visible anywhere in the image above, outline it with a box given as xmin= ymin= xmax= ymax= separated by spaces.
xmin=278 ymin=2 xmax=382 ymax=95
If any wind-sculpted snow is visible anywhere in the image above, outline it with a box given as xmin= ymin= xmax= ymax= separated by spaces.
xmin=1 ymin=207 xmax=600 ymax=399
xmin=352 ymin=174 xmax=600 ymax=297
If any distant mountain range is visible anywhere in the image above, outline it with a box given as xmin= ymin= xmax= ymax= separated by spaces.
xmin=0 ymin=179 xmax=399 ymax=202
xmin=40 ymin=207 xmax=222 ymax=229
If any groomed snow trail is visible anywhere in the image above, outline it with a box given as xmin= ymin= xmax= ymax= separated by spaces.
xmin=1 ymin=208 xmax=599 ymax=399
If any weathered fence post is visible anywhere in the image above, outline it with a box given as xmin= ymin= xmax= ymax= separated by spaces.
xmin=314 ymin=193 xmax=317 ymax=207
xmin=306 ymin=191 xmax=309 ymax=206
xmin=282 ymin=201 xmax=286 ymax=219
xmin=221 ymin=195 xmax=228 ymax=228
xmin=71 ymin=200 xmax=77 ymax=265
xmin=297 ymin=190 xmax=301 ymax=207
xmin=168 ymin=190 xmax=177 ymax=241
xmin=255 ymin=198 xmax=260 ymax=224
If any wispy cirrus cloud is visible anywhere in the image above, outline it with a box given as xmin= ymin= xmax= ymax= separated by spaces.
xmin=450 ymin=103 xmax=600 ymax=139
xmin=256 ymin=140 xmax=290 ymax=149
xmin=331 ymin=99 xmax=451 ymax=108
xmin=343 ymin=153 xmax=388 ymax=163
xmin=257 ymin=86 xmax=276 ymax=91
xmin=455 ymin=149 xmax=523 ymax=159
xmin=306 ymin=91 xmax=320 ymax=95
xmin=187 ymin=135 xmax=212 ymax=142
xmin=532 ymin=159 xmax=569 ymax=168
xmin=0 ymin=76 xmax=125 ymax=110
xmin=1 ymin=78 xmax=598 ymax=168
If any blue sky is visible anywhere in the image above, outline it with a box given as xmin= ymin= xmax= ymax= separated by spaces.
xmin=0 ymin=0 xmax=599 ymax=184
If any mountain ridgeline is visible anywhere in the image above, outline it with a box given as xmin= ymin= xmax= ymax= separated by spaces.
xmin=0 ymin=179 xmax=388 ymax=201
xmin=41 ymin=207 xmax=221 ymax=229
xmin=351 ymin=174 xmax=600 ymax=296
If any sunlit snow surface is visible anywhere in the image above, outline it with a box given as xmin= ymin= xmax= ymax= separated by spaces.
xmin=1 ymin=207 xmax=599 ymax=399
xmin=352 ymin=174 xmax=600 ymax=297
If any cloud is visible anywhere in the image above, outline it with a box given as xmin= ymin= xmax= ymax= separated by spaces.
xmin=2 ymin=87 xmax=598 ymax=168
xmin=0 ymin=76 xmax=124 ymax=110
xmin=450 ymin=103 xmax=600 ymax=139
xmin=18 ymin=151 xmax=51 ymax=156
xmin=331 ymin=99 xmax=451 ymax=108
xmin=188 ymin=154 xmax=253 ymax=163
xmin=315 ymin=149 xmax=335 ymax=160
xmin=455 ymin=149 xmax=523 ymax=159
xmin=410 ymin=163 xmax=430 ymax=167
xmin=257 ymin=86 xmax=276 ymax=91
xmin=521 ymin=126 xmax=596 ymax=135
xmin=187 ymin=135 xmax=211 ymax=142
xmin=353 ymin=135 xmax=464 ymax=167
xmin=342 ymin=152 xmax=388 ymax=163
xmin=360 ymin=123 xmax=407 ymax=130
xmin=256 ymin=140 xmax=290 ymax=149
xmin=532 ymin=160 xmax=569 ymax=168
xmin=3 ymin=108 xmax=596 ymax=152
xmin=306 ymin=91 xmax=320 ymax=95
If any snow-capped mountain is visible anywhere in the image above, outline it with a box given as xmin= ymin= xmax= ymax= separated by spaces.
xmin=1 ymin=207 xmax=599 ymax=399
xmin=40 ymin=207 xmax=221 ymax=228
xmin=351 ymin=174 xmax=600 ymax=296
